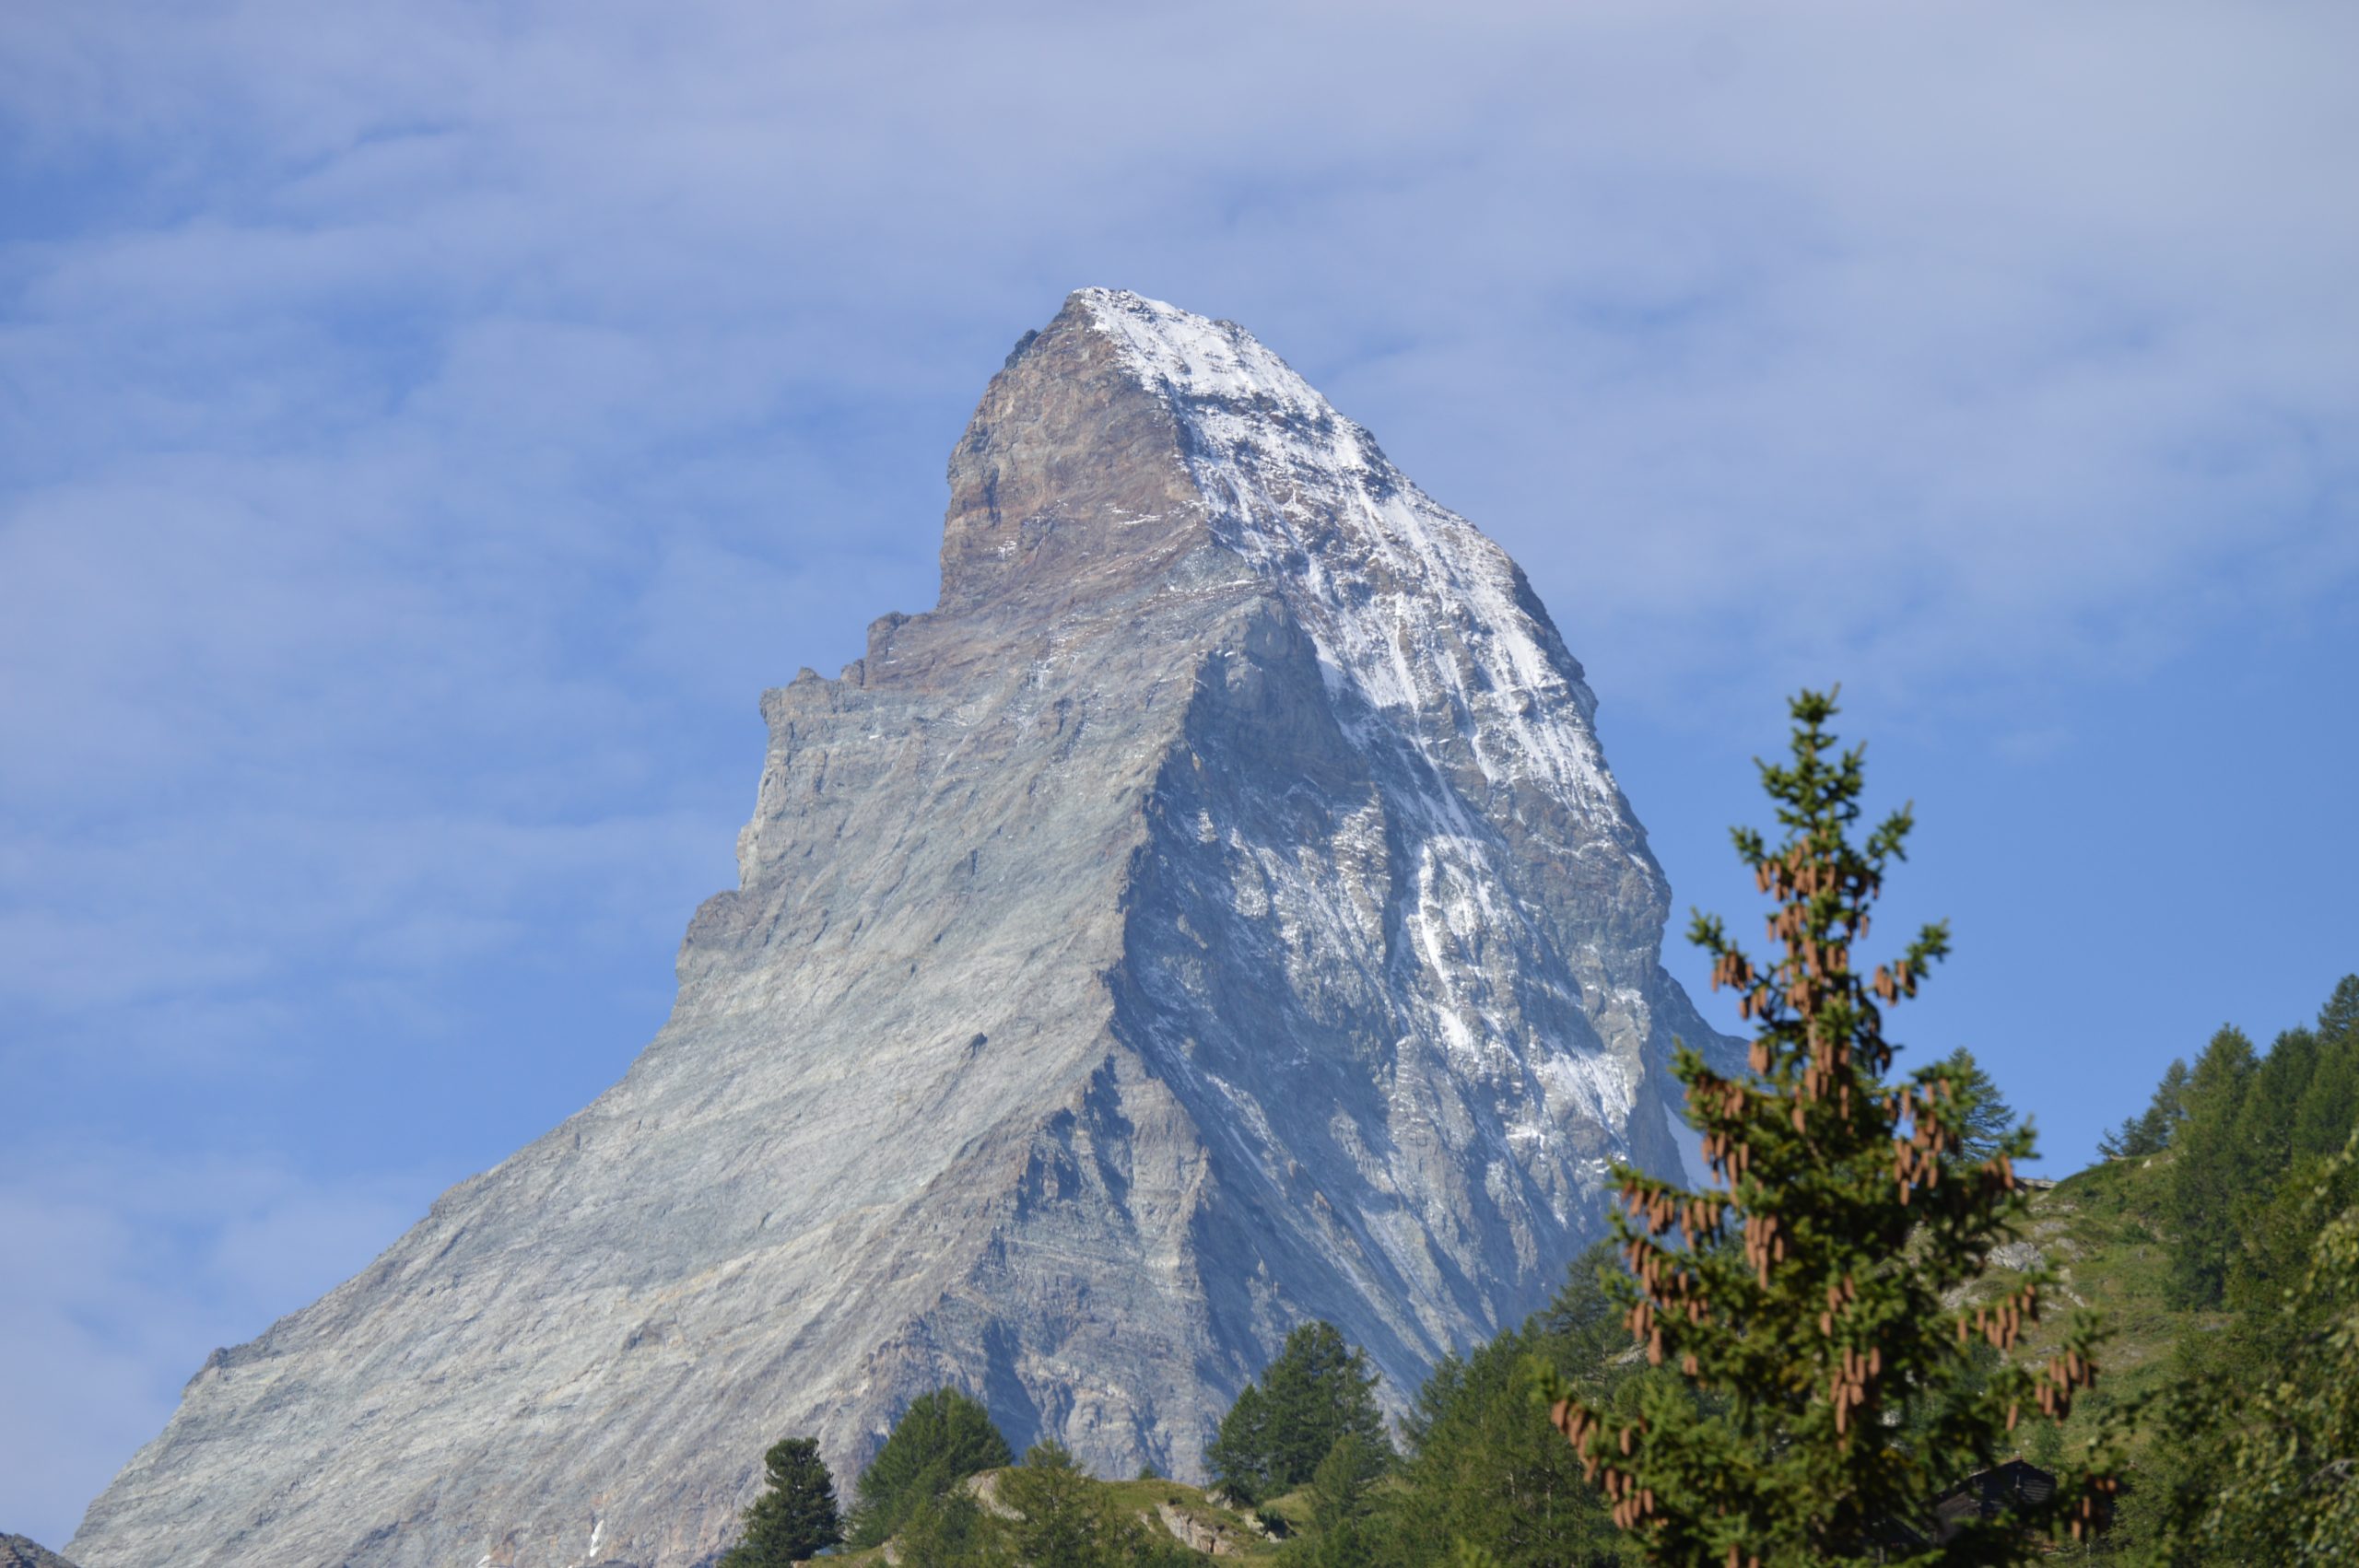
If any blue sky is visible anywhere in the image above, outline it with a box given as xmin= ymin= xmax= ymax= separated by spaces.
xmin=4 ymin=0 xmax=2354 ymax=1546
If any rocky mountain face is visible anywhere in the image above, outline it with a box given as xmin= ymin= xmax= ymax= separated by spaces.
xmin=70 ymin=290 xmax=1740 ymax=1568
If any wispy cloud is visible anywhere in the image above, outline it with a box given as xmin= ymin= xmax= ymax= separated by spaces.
xmin=7 ymin=3 xmax=2349 ymax=701
xmin=0 ymin=1151 xmax=438 ymax=1548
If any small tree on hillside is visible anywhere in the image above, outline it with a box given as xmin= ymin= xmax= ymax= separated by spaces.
xmin=721 ymin=1435 xmax=842 ymax=1567
xmin=2165 ymin=1026 xmax=2259 ymax=1307
xmin=1542 ymin=689 xmax=2116 ymax=1566
xmin=1303 ymin=1432 xmax=1387 ymax=1566
xmin=1381 ymin=1243 xmax=1632 ymax=1567
xmin=2097 ymin=1058 xmax=2188 ymax=1160
xmin=1205 ymin=1321 xmax=1391 ymax=1504
xmin=846 ymin=1387 xmax=1013 ymax=1548
xmin=895 ymin=1487 xmax=992 ymax=1568
xmin=998 ymin=1442 xmax=1105 ymax=1568
xmin=1930 ymin=1048 xmax=2016 ymax=1167
xmin=1205 ymin=1384 xmax=1272 ymax=1503
xmin=2292 ymin=983 xmax=2359 ymax=1159
xmin=2321 ymin=975 xmax=2359 ymax=1045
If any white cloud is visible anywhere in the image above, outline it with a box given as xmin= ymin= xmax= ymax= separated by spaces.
xmin=8 ymin=2 xmax=2345 ymax=713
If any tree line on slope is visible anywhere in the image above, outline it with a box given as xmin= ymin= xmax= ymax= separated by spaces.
xmin=721 ymin=1383 xmax=1213 ymax=1568
xmin=2094 ymin=972 xmax=2359 ymax=1562
xmin=717 ymin=1325 xmax=1402 ymax=1567
xmin=2109 ymin=976 xmax=2359 ymax=1316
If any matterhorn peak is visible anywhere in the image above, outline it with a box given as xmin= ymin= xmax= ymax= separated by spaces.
xmin=72 ymin=290 xmax=1738 ymax=1568
xmin=1072 ymin=287 xmax=1344 ymax=422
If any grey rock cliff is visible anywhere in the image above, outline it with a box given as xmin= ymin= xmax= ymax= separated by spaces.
xmin=70 ymin=289 xmax=1740 ymax=1568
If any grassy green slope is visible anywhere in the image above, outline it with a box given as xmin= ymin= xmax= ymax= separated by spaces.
xmin=1963 ymin=1152 xmax=2218 ymax=1462
xmin=827 ymin=1472 xmax=1297 ymax=1563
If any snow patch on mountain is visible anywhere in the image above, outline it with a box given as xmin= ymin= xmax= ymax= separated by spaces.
xmin=1081 ymin=288 xmax=1666 ymax=1203
xmin=1077 ymin=287 xmax=1624 ymax=820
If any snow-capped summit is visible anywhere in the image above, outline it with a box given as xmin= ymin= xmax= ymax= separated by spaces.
xmin=1078 ymin=287 xmax=1625 ymax=811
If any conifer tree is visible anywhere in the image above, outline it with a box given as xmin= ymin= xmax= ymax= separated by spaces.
xmin=992 ymin=1442 xmax=1191 ymax=1568
xmin=2165 ymin=1026 xmax=2258 ymax=1307
xmin=1305 ymin=1433 xmax=1385 ymax=1566
xmin=1380 ymin=1245 xmax=1630 ymax=1568
xmin=1930 ymin=1048 xmax=2016 ymax=1167
xmin=894 ymin=1487 xmax=992 ymax=1568
xmin=2229 ymin=1027 xmax=2320 ymax=1184
xmin=1205 ymin=1322 xmax=1391 ymax=1504
xmin=2098 ymin=1059 xmax=2189 ymax=1160
xmin=1205 ymin=1384 xmax=1273 ymax=1503
xmin=1541 ymin=689 xmax=2115 ymax=1566
xmin=845 ymin=1387 xmax=1013 ymax=1548
xmin=721 ymin=1435 xmax=843 ymax=1567
xmin=997 ymin=1443 xmax=1106 ymax=1568
xmin=2319 ymin=974 xmax=2359 ymax=1046
xmin=2293 ymin=981 xmax=2359 ymax=1161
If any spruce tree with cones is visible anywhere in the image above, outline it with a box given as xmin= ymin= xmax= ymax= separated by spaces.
xmin=1541 ymin=690 xmax=2117 ymax=1567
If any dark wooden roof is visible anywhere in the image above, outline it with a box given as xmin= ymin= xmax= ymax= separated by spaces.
xmin=1933 ymin=1459 xmax=2059 ymax=1541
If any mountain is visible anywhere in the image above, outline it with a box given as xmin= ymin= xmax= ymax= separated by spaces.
xmin=70 ymin=289 xmax=1740 ymax=1568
